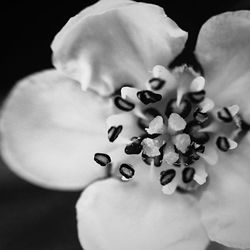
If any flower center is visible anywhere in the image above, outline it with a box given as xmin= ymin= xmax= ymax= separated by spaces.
xmin=94 ymin=65 xmax=250 ymax=195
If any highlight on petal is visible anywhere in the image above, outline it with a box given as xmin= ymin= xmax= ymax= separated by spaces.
xmin=0 ymin=70 xmax=115 ymax=190
xmin=76 ymin=178 xmax=209 ymax=250
xmin=52 ymin=0 xmax=187 ymax=96
xmin=198 ymin=133 xmax=250 ymax=248
xmin=195 ymin=11 xmax=250 ymax=122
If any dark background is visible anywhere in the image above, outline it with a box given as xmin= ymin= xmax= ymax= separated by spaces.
xmin=1 ymin=1 xmax=250 ymax=250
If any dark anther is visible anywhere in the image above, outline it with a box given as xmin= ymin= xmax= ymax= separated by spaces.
xmin=137 ymin=90 xmax=162 ymax=105
xmin=183 ymin=157 xmax=195 ymax=166
xmin=217 ymin=107 xmax=233 ymax=123
xmin=173 ymin=159 xmax=181 ymax=167
xmin=114 ymin=96 xmax=135 ymax=111
xmin=195 ymin=144 xmax=205 ymax=154
xmin=153 ymin=144 xmax=166 ymax=167
xmin=141 ymin=153 xmax=153 ymax=165
xmin=188 ymin=90 xmax=206 ymax=103
xmin=182 ymin=167 xmax=195 ymax=183
xmin=94 ymin=153 xmax=111 ymax=166
xmin=141 ymin=133 xmax=161 ymax=140
xmin=148 ymin=77 xmax=166 ymax=91
xmin=125 ymin=137 xmax=143 ymax=155
xmin=216 ymin=136 xmax=230 ymax=152
xmin=108 ymin=125 xmax=123 ymax=142
xmin=183 ymin=146 xmax=200 ymax=161
xmin=184 ymin=120 xmax=210 ymax=144
xmin=138 ymin=108 xmax=161 ymax=130
xmin=119 ymin=164 xmax=135 ymax=179
xmin=165 ymin=98 xmax=191 ymax=118
xmin=160 ymin=169 xmax=176 ymax=186
xmin=193 ymin=108 xmax=208 ymax=123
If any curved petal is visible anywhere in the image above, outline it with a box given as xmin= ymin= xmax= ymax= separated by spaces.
xmin=0 ymin=70 xmax=115 ymax=190
xmin=76 ymin=177 xmax=209 ymax=250
xmin=198 ymin=133 xmax=250 ymax=248
xmin=52 ymin=0 xmax=187 ymax=96
xmin=195 ymin=11 xmax=250 ymax=122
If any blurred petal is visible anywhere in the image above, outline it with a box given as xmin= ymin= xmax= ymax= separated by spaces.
xmin=195 ymin=11 xmax=250 ymax=122
xmin=0 ymin=70 xmax=114 ymax=190
xmin=52 ymin=0 xmax=187 ymax=96
xmin=76 ymin=177 xmax=209 ymax=250
xmin=198 ymin=133 xmax=250 ymax=248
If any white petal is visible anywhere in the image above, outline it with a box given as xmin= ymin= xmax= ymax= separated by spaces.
xmin=76 ymin=178 xmax=209 ymax=250
xmin=195 ymin=11 xmax=250 ymax=122
xmin=198 ymin=134 xmax=250 ymax=248
xmin=52 ymin=0 xmax=187 ymax=96
xmin=0 ymin=70 xmax=115 ymax=190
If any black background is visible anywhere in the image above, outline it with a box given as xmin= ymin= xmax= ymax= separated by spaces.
xmin=1 ymin=1 xmax=250 ymax=250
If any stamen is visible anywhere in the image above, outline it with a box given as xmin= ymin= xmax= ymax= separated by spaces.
xmin=94 ymin=153 xmax=111 ymax=166
xmin=148 ymin=78 xmax=166 ymax=91
xmin=168 ymin=113 xmax=187 ymax=132
xmin=114 ymin=96 xmax=135 ymax=111
xmin=216 ymin=136 xmax=230 ymax=152
xmin=165 ymin=99 xmax=191 ymax=118
xmin=119 ymin=164 xmax=135 ymax=179
xmin=160 ymin=169 xmax=176 ymax=185
xmin=182 ymin=167 xmax=195 ymax=183
xmin=190 ymin=76 xmax=205 ymax=92
xmin=124 ymin=137 xmax=143 ymax=155
xmin=173 ymin=133 xmax=191 ymax=153
xmin=194 ymin=165 xmax=208 ymax=185
xmin=200 ymin=98 xmax=215 ymax=113
xmin=217 ymin=105 xmax=240 ymax=122
xmin=137 ymin=90 xmax=162 ymax=105
xmin=108 ymin=125 xmax=123 ymax=142
xmin=152 ymin=65 xmax=169 ymax=79
xmin=193 ymin=108 xmax=208 ymax=123
xmin=121 ymin=86 xmax=139 ymax=102
xmin=146 ymin=116 xmax=166 ymax=134
xmin=188 ymin=90 xmax=206 ymax=103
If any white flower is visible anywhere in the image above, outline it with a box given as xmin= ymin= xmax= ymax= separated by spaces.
xmin=1 ymin=0 xmax=250 ymax=250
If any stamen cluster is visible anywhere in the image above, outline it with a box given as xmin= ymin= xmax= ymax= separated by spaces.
xmin=94 ymin=65 xmax=249 ymax=195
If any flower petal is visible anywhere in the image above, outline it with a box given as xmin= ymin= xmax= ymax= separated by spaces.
xmin=195 ymin=11 xmax=250 ymax=121
xmin=0 ymin=70 xmax=114 ymax=190
xmin=76 ymin=177 xmax=209 ymax=250
xmin=198 ymin=133 xmax=250 ymax=248
xmin=52 ymin=0 xmax=187 ymax=96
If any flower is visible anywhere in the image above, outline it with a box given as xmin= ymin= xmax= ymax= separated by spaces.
xmin=0 ymin=0 xmax=250 ymax=249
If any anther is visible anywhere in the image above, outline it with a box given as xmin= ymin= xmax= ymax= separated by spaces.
xmin=119 ymin=164 xmax=135 ymax=179
xmin=190 ymin=76 xmax=205 ymax=92
xmin=137 ymin=90 xmax=162 ymax=105
xmin=165 ymin=99 xmax=191 ymax=118
xmin=124 ymin=137 xmax=143 ymax=155
xmin=114 ymin=96 xmax=135 ymax=111
xmin=217 ymin=105 xmax=240 ymax=123
xmin=148 ymin=78 xmax=166 ymax=91
xmin=108 ymin=125 xmax=123 ymax=142
xmin=94 ymin=153 xmax=111 ymax=166
xmin=193 ymin=108 xmax=208 ymax=123
xmin=182 ymin=167 xmax=195 ymax=183
xmin=216 ymin=136 xmax=233 ymax=152
xmin=188 ymin=90 xmax=206 ymax=103
xmin=160 ymin=169 xmax=176 ymax=186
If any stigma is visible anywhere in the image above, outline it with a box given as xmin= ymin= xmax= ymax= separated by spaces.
xmin=94 ymin=65 xmax=249 ymax=195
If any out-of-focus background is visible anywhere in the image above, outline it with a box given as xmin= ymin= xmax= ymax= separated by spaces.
xmin=1 ymin=1 xmax=249 ymax=250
